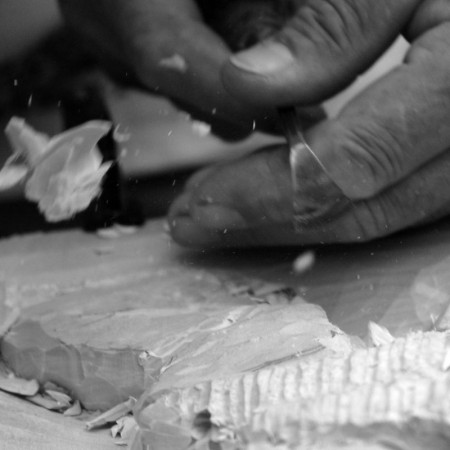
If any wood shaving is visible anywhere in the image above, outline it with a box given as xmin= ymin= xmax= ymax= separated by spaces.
xmin=45 ymin=389 xmax=72 ymax=408
xmin=368 ymin=321 xmax=395 ymax=347
xmin=63 ymin=400 xmax=82 ymax=416
xmin=1 ymin=117 xmax=112 ymax=222
xmin=0 ymin=373 xmax=39 ymax=396
xmin=85 ymin=397 xmax=137 ymax=431
xmin=27 ymin=392 xmax=65 ymax=410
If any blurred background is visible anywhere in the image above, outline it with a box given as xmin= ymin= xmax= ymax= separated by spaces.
xmin=0 ymin=0 xmax=408 ymax=237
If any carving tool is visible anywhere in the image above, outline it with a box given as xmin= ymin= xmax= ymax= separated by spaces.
xmin=278 ymin=106 xmax=352 ymax=228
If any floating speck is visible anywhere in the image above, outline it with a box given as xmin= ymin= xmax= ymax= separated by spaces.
xmin=191 ymin=120 xmax=211 ymax=137
xmin=293 ymin=250 xmax=315 ymax=275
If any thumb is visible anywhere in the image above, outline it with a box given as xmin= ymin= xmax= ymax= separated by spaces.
xmin=222 ymin=0 xmax=420 ymax=106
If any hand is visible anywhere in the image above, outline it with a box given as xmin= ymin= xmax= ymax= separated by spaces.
xmin=168 ymin=0 xmax=450 ymax=248
xmin=58 ymin=0 xmax=288 ymax=135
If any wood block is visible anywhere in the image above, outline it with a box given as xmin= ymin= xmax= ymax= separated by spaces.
xmin=0 ymin=221 xmax=349 ymax=410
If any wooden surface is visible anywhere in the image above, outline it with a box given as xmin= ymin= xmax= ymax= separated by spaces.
xmin=2 ymin=218 xmax=450 ymax=448
xmin=0 ymin=391 xmax=113 ymax=450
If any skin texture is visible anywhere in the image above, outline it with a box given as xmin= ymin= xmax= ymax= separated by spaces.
xmin=59 ymin=0 xmax=450 ymax=248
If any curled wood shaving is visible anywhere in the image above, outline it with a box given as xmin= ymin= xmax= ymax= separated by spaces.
xmin=1 ymin=117 xmax=113 ymax=222
xmin=85 ymin=397 xmax=137 ymax=431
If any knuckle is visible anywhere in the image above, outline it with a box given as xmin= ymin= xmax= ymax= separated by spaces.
xmin=287 ymin=0 xmax=369 ymax=54
xmin=349 ymin=198 xmax=395 ymax=241
xmin=335 ymin=121 xmax=405 ymax=199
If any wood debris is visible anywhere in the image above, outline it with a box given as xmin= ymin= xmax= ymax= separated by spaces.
xmin=224 ymin=278 xmax=301 ymax=305
xmin=27 ymin=392 xmax=66 ymax=410
xmin=45 ymin=389 xmax=73 ymax=408
xmin=111 ymin=415 xmax=139 ymax=446
xmin=63 ymin=400 xmax=82 ymax=417
xmin=135 ymin=330 xmax=450 ymax=449
xmin=85 ymin=397 xmax=137 ymax=431
xmin=0 ymin=372 xmax=39 ymax=396
xmin=368 ymin=321 xmax=395 ymax=347
xmin=1 ymin=117 xmax=113 ymax=222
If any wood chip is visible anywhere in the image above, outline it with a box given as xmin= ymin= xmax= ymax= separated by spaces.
xmin=111 ymin=415 xmax=138 ymax=445
xmin=27 ymin=393 xmax=63 ymax=410
xmin=85 ymin=397 xmax=137 ymax=431
xmin=63 ymin=400 xmax=82 ymax=417
xmin=0 ymin=373 xmax=39 ymax=396
xmin=45 ymin=389 xmax=72 ymax=408
xmin=368 ymin=321 xmax=395 ymax=347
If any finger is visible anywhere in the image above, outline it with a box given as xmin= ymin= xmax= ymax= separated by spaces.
xmin=222 ymin=0 xmax=420 ymax=105
xmin=184 ymin=166 xmax=220 ymax=192
xmin=59 ymin=0 xmax=277 ymax=133
xmin=296 ymin=15 xmax=450 ymax=204
xmin=187 ymin=145 xmax=294 ymax=231
xmin=169 ymin=145 xmax=450 ymax=249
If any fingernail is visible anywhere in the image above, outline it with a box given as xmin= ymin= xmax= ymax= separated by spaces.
xmin=193 ymin=204 xmax=248 ymax=230
xmin=230 ymin=41 xmax=294 ymax=74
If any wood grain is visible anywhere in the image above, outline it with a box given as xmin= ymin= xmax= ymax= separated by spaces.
xmin=2 ymin=218 xmax=450 ymax=447
xmin=0 ymin=391 xmax=113 ymax=450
